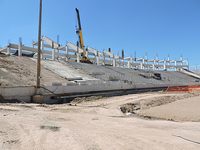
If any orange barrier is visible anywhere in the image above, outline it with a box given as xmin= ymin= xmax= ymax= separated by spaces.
xmin=166 ymin=85 xmax=200 ymax=92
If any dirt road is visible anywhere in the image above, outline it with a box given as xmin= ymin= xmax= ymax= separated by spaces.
xmin=0 ymin=93 xmax=200 ymax=150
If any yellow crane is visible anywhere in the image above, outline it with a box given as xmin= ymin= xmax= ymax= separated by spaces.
xmin=75 ymin=8 xmax=92 ymax=63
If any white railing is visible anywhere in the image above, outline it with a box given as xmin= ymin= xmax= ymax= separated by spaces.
xmin=1 ymin=37 xmax=189 ymax=71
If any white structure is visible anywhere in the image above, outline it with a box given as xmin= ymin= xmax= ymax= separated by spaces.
xmin=0 ymin=36 xmax=189 ymax=71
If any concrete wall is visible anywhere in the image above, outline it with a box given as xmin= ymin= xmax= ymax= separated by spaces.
xmin=0 ymin=86 xmax=35 ymax=102
xmin=0 ymin=82 xmax=166 ymax=102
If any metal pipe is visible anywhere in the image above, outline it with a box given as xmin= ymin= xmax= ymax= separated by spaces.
xmin=36 ymin=0 xmax=42 ymax=89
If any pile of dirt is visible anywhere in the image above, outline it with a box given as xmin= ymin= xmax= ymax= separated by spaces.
xmin=70 ymin=96 xmax=104 ymax=104
xmin=120 ymin=93 xmax=200 ymax=122
xmin=139 ymin=95 xmax=200 ymax=122
xmin=0 ymin=56 xmax=34 ymax=86
xmin=0 ymin=56 xmax=68 ymax=86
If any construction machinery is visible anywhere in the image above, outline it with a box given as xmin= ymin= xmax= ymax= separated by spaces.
xmin=75 ymin=8 xmax=92 ymax=64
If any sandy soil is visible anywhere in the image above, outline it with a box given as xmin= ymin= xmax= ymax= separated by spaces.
xmin=138 ymin=95 xmax=200 ymax=122
xmin=0 ymin=56 xmax=68 ymax=86
xmin=0 ymin=93 xmax=200 ymax=150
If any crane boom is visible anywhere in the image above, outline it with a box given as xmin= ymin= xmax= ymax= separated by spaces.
xmin=75 ymin=8 xmax=92 ymax=64
xmin=75 ymin=8 xmax=84 ymax=49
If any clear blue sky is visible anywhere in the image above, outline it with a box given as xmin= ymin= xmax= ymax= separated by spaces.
xmin=0 ymin=0 xmax=199 ymax=66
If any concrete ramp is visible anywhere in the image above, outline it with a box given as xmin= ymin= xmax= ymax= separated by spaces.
xmin=180 ymin=69 xmax=200 ymax=79
xmin=41 ymin=60 xmax=98 ymax=81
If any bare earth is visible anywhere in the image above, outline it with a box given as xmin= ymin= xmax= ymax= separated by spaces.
xmin=0 ymin=56 xmax=68 ymax=86
xmin=0 ymin=93 xmax=200 ymax=150
xmin=138 ymin=95 xmax=200 ymax=122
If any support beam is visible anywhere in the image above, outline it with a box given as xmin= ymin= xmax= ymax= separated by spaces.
xmin=7 ymin=47 xmax=10 ymax=54
xmin=96 ymin=52 xmax=100 ymax=65
xmin=52 ymin=49 xmax=55 ymax=60
xmin=18 ymin=38 xmax=22 ymax=56
xmin=113 ymin=59 xmax=116 ymax=67
xmin=65 ymin=46 xmax=69 ymax=61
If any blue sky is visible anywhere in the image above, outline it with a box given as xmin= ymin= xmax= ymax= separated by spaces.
xmin=0 ymin=0 xmax=199 ymax=66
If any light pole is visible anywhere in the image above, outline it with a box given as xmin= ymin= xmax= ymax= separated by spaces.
xmin=36 ymin=0 xmax=42 ymax=89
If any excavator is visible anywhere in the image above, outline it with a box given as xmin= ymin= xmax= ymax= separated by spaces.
xmin=75 ymin=8 xmax=92 ymax=64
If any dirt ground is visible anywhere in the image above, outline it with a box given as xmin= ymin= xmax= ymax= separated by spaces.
xmin=0 ymin=56 xmax=68 ymax=86
xmin=0 ymin=92 xmax=200 ymax=150
xmin=138 ymin=95 xmax=200 ymax=122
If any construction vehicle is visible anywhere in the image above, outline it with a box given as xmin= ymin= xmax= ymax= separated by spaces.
xmin=75 ymin=8 xmax=92 ymax=64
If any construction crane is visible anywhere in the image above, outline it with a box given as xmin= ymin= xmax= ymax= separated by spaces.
xmin=75 ymin=8 xmax=92 ymax=64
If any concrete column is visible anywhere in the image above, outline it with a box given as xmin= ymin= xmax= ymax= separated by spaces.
xmin=153 ymin=60 xmax=156 ymax=70
xmin=186 ymin=60 xmax=189 ymax=70
xmin=167 ymin=57 xmax=170 ymax=66
xmin=110 ymin=56 xmax=112 ymax=66
xmin=52 ymin=49 xmax=55 ymax=60
xmin=117 ymin=59 xmax=120 ymax=67
xmin=175 ymin=61 xmax=177 ymax=71
xmin=164 ymin=60 xmax=166 ymax=70
xmin=65 ymin=47 xmax=68 ymax=61
xmin=86 ymin=51 xmax=88 ymax=58
xmin=96 ymin=52 xmax=100 ymax=65
xmin=180 ymin=60 xmax=184 ymax=71
xmin=127 ymin=60 xmax=130 ymax=68
xmin=142 ymin=58 xmax=145 ymax=69
xmin=96 ymin=56 xmax=100 ymax=65
xmin=140 ymin=62 xmax=143 ymax=69
xmin=103 ymin=53 xmax=105 ymax=65
xmin=7 ymin=47 xmax=10 ymax=54
xmin=56 ymin=49 xmax=59 ymax=60
xmin=115 ymin=59 xmax=118 ymax=67
xmin=130 ymin=57 xmax=133 ymax=68
xmin=152 ymin=64 xmax=155 ymax=70
xmin=119 ymin=58 xmax=121 ymax=67
xmin=113 ymin=58 xmax=116 ymax=67
xmin=18 ymin=38 xmax=22 ymax=56
xmin=77 ymin=53 xmax=80 ymax=63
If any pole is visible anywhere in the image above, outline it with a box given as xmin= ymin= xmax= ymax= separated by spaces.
xmin=36 ymin=0 xmax=42 ymax=89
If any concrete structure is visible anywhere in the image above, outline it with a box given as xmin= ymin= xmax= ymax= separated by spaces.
xmin=0 ymin=36 xmax=189 ymax=71
xmin=0 ymin=37 xmax=198 ymax=103
xmin=0 ymin=58 xmax=199 ymax=103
